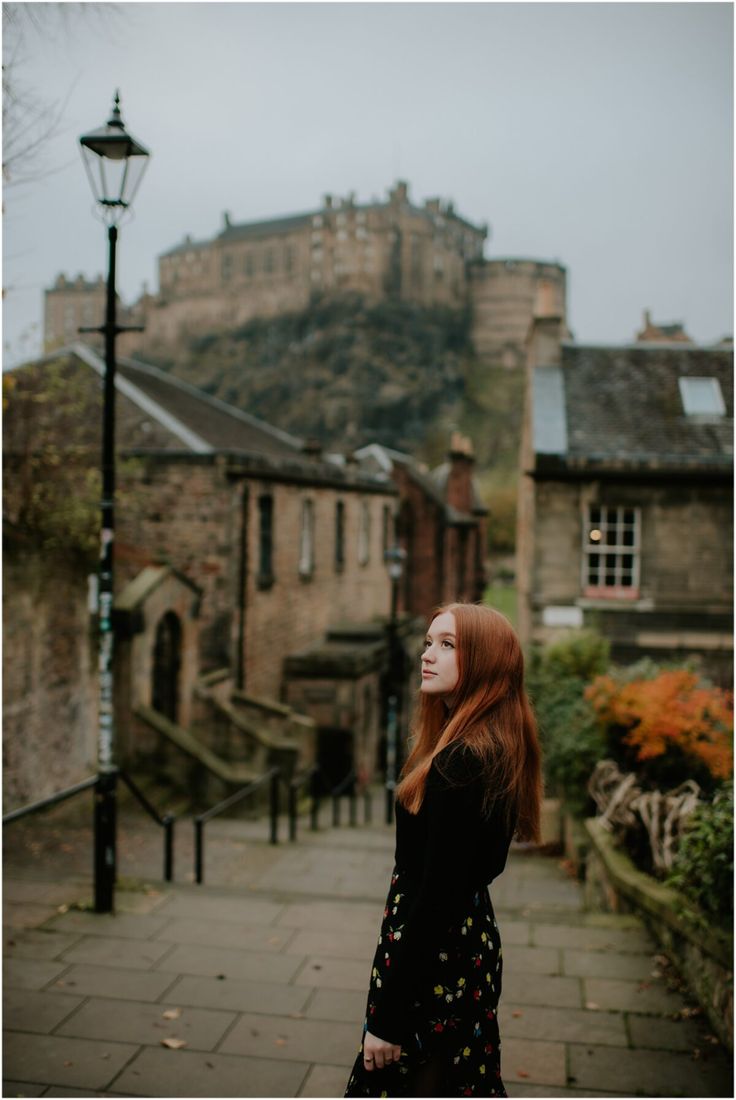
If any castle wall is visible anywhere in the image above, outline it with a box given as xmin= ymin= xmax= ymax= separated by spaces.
xmin=470 ymin=259 xmax=567 ymax=366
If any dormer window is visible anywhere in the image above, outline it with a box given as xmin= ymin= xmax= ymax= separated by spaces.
xmin=678 ymin=377 xmax=726 ymax=418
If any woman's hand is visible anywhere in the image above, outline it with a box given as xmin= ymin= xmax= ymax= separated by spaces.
xmin=363 ymin=1029 xmax=402 ymax=1071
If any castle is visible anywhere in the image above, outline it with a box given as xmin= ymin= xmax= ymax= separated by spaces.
xmin=44 ymin=180 xmax=567 ymax=365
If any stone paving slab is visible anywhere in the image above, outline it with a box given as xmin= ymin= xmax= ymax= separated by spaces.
xmin=567 ymin=1041 xmax=732 ymax=1097
xmin=112 ymin=1047 xmax=309 ymax=1097
xmin=495 ymin=920 xmax=531 ymax=946
xmin=4 ymin=903 xmax=72 ymax=930
xmin=505 ymin=1086 xmax=623 ymax=1097
xmin=152 ymin=916 xmax=294 ymax=952
xmin=59 ymin=935 xmax=174 ymax=971
xmin=293 ymin=955 xmax=369 ymax=992
xmin=297 ymin=1063 xmax=350 ymax=1097
xmin=501 ymin=1036 xmax=568 ymax=1088
xmin=501 ymin=970 xmax=583 ymax=1009
xmin=502 ymin=945 xmax=561 ymax=974
xmin=285 ymin=928 xmax=375 ymax=961
xmin=55 ymin=996 xmax=236 ymax=1051
xmin=47 ymin=964 xmax=178 ymax=1003
xmin=303 ymin=988 xmax=366 ymax=1023
xmin=4 ymin=928 xmax=83 ymax=960
xmin=626 ymin=1013 xmax=717 ymax=1053
xmin=51 ymin=912 xmax=171 ymax=940
xmin=167 ymin=974 xmax=312 ymax=1015
xmin=563 ymin=947 xmax=659 ymax=980
xmin=532 ymin=921 xmax=655 ymax=953
xmin=154 ymin=942 xmax=303 ymax=982
xmin=154 ymin=892 xmax=285 ymax=924
xmin=275 ymin=899 xmax=382 ymax=933
xmin=3 ymin=1033 xmax=138 ymax=1091
xmin=3 ymin=989 xmax=85 ymax=1035
xmin=583 ymin=976 xmax=682 ymax=1015
xmin=2 ymin=1081 xmax=47 ymax=1097
xmin=499 ymin=1002 xmax=629 ymax=1047
xmin=4 ymin=958 xmax=70 ymax=991
xmin=219 ymin=1012 xmax=359 ymax=1066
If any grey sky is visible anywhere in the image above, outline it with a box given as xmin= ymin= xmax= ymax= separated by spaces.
xmin=3 ymin=1 xmax=733 ymax=366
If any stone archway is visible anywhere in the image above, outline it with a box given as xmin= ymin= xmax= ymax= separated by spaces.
xmin=152 ymin=611 xmax=182 ymax=724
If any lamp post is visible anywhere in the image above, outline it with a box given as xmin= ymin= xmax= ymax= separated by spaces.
xmin=78 ymin=92 xmax=150 ymax=913
xmin=383 ymin=545 xmax=406 ymax=825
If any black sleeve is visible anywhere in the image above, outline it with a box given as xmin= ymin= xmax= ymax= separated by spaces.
xmin=369 ymin=747 xmax=497 ymax=1044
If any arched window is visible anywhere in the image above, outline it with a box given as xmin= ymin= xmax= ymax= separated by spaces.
xmin=152 ymin=612 xmax=182 ymax=724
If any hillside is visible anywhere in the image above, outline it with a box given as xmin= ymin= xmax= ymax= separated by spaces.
xmin=146 ymin=294 xmax=525 ymax=547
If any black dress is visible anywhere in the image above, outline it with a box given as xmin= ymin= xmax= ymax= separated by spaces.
xmin=345 ymin=744 xmax=515 ymax=1098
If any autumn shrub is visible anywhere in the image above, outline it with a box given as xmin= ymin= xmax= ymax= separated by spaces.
xmin=527 ymin=631 xmax=609 ymax=815
xmin=585 ymin=668 xmax=733 ymax=793
xmin=667 ymin=783 xmax=733 ymax=931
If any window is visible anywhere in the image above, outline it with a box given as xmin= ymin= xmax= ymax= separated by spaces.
xmin=221 ymin=252 xmax=233 ymax=282
xmin=382 ymin=504 xmax=393 ymax=556
xmin=335 ymin=500 xmax=345 ymax=572
xmin=244 ymin=253 xmax=255 ymax=278
xmin=263 ymin=249 xmax=274 ymax=274
xmin=678 ymin=377 xmax=726 ymax=418
xmin=358 ymin=500 xmax=371 ymax=566
xmin=285 ymin=245 xmax=295 ymax=274
xmin=257 ymin=495 xmax=274 ymax=589
xmin=299 ymin=498 xmax=315 ymax=579
xmin=583 ymin=505 xmax=640 ymax=598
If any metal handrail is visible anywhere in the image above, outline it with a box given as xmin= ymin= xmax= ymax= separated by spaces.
xmin=287 ymin=767 xmax=373 ymax=839
xmin=193 ymin=767 xmax=280 ymax=884
xmin=3 ymin=770 xmax=175 ymax=885
xmin=118 ymin=770 xmax=175 ymax=882
xmin=2 ymin=775 xmax=98 ymax=825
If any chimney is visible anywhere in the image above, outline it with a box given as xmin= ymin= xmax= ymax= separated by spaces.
xmin=446 ymin=432 xmax=475 ymax=512
xmin=302 ymin=438 xmax=323 ymax=459
xmin=323 ymin=194 xmax=333 ymax=210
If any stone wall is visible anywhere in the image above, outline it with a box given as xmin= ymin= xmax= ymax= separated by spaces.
xmin=584 ymin=818 xmax=733 ymax=1052
xmin=470 ymin=259 xmax=567 ymax=365
xmin=2 ymin=551 xmax=97 ymax=808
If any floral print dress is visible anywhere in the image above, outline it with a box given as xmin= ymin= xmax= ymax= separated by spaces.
xmin=345 ymin=745 xmax=514 ymax=1098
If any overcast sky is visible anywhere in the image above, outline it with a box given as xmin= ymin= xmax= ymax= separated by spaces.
xmin=2 ymin=0 xmax=733 ymax=366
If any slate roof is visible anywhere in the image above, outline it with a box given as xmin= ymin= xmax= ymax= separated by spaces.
xmin=70 ymin=343 xmax=304 ymax=459
xmin=533 ymin=342 xmax=733 ymax=474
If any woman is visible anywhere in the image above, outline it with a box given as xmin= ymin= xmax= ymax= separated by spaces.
xmin=345 ymin=603 xmax=542 ymax=1098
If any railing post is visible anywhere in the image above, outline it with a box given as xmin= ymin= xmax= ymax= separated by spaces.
xmin=289 ymin=784 xmax=297 ymax=842
xmin=163 ymin=815 xmax=174 ymax=882
xmin=270 ymin=770 xmax=279 ymax=845
xmin=194 ymin=818 xmax=204 ymax=885
xmin=310 ymin=772 xmax=319 ymax=831
xmin=364 ymin=789 xmax=372 ymax=825
xmin=94 ymin=769 xmax=118 ymax=912
xmin=385 ymin=785 xmax=395 ymax=826
xmin=332 ymin=794 xmax=340 ymax=828
xmin=349 ymin=787 xmax=357 ymax=827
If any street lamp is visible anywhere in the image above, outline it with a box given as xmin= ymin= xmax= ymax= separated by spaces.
xmin=383 ymin=544 xmax=407 ymax=825
xmin=79 ymin=92 xmax=150 ymax=913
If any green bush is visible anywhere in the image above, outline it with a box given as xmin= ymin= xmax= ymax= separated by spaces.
xmin=667 ymin=784 xmax=733 ymax=931
xmin=527 ymin=630 xmax=609 ymax=815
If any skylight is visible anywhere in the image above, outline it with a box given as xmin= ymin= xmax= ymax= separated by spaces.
xmin=678 ymin=377 xmax=727 ymax=417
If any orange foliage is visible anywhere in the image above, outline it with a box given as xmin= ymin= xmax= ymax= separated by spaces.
xmin=585 ymin=670 xmax=733 ymax=780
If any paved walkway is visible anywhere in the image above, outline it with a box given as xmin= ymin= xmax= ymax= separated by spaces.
xmin=3 ymin=809 xmax=733 ymax=1098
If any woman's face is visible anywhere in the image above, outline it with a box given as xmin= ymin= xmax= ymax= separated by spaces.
xmin=420 ymin=611 xmax=459 ymax=701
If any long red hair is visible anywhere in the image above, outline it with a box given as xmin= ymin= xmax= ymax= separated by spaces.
xmin=396 ymin=602 xmax=543 ymax=843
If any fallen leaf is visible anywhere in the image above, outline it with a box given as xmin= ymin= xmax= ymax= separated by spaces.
xmin=162 ymin=1008 xmax=182 ymax=1020
xmin=511 ymin=1011 xmax=523 ymax=1018
xmin=63 ymin=1060 xmax=73 ymax=1068
xmin=312 ymin=964 xmax=322 ymax=970
xmin=267 ymin=936 xmax=281 ymax=945
xmin=216 ymin=973 xmax=226 ymax=980
xmin=206 ymin=1062 xmax=215 ymax=1069
xmin=161 ymin=1037 xmax=187 ymax=1050
xmin=585 ymin=1002 xmax=600 ymax=1011
xmin=289 ymin=1012 xmax=305 ymax=1019
xmin=100 ymin=1053 xmax=111 ymax=1060
xmin=57 ymin=904 xmax=69 ymax=914
xmin=275 ymin=1038 xmax=288 ymax=1047
xmin=517 ymin=1070 xmax=530 ymax=1079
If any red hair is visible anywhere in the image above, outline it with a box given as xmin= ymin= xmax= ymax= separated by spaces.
xmin=396 ymin=602 xmax=543 ymax=843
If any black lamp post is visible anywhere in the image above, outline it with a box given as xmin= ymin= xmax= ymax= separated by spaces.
xmin=78 ymin=92 xmax=150 ymax=913
xmin=383 ymin=544 xmax=406 ymax=825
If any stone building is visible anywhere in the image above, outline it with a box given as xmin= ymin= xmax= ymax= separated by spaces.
xmin=44 ymin=181 xmax=567 ymax=367
xmin=517 ymin=316 xmax=733 ymax=681
xmin=6 ymin=342 xmax=493 ymax=807
xmin=355 ymin=434 xmax=488 ymax=615
xmin=43 ymin=274 xmax=107 ymax=352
